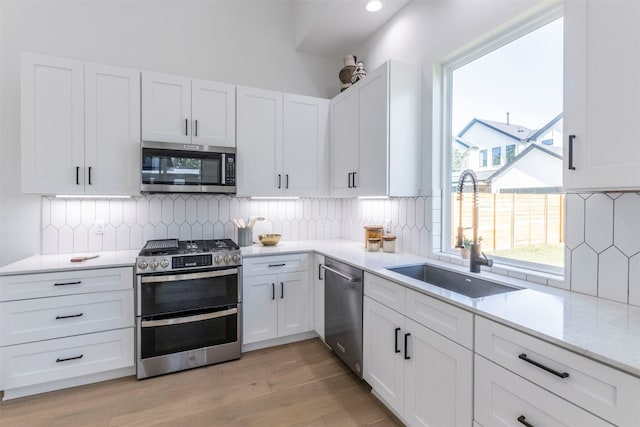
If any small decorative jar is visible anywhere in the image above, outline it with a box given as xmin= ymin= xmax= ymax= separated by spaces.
xmin=381 ymin=235 xmax=396 ymax=253
xmin=364 ymin=226 xmax=383 ymax=249
xmin=367 ymin=238 xmax=381 ymax=252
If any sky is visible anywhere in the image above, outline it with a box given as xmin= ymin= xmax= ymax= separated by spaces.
xmin=452 ymin=18 xmax=563 ymax=135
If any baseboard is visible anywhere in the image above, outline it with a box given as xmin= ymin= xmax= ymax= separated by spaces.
xmin=241 ymin=331 xmax=319 ymax=352
xmin=2 ymin=366 xmax=135 ymax=401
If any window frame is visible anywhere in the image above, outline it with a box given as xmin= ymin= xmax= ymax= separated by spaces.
xmin=479 ymin=149 xmax=488 ymax=167
xmin=438 ymin=4 xmax=564 ymax=276
xmin=491 ymin=147 xmax=502 ymax=166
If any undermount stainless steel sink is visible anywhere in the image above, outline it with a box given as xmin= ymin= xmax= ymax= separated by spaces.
xmin=386 ymin=264 xmax=519 ymax=298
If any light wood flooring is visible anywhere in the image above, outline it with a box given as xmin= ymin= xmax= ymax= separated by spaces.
xmin=0 ymin=338 xmax=402 ymax=427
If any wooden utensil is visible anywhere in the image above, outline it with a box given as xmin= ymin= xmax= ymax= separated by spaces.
xmin=70 ymin=254 xmax=100 ymax=263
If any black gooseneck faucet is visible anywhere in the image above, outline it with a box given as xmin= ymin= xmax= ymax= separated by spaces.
xmin=455 ymin=169 xmax=494 ymax=273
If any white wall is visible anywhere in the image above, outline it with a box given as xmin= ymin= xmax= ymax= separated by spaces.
xmin=0 ymin=0 xmax=340 ymax=266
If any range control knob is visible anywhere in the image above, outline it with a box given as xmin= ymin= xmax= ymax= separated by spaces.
xmin=214 ymin=255 xmax=223 ymax=264
xmin=149 ymin=260 xmax=159 ymax=270
xmin=223 ymin=255 xmax=231 ymax=263
xmin=137 ymin=260 xmax=148 ymax=270
xmin=232 ymin=254 xmax=241 ymax=263
xmin=160 ymin=258 xmax=170 ymax=268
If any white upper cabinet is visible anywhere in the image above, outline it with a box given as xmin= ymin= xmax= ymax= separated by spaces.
xmin=236 ymin=87 xmax=283 ymax=196
xmin=564 ymin=1 xmax=640 ymax=191
xmin=283 ymin=94 xmax=330 ymax=197
xmin=236 ymin=87 xmax=329 ymax=197
xmin=329 ymin=60 xmax=420 ymax=197
xmin=84 ymin=63 xmax=141 ymax=195
xmin=141 ymin=71 xmax=235 ymax=147
xmin=21 ymin=54 xmax=140 ymax=195
xmin=21 ymin=54 xmax=84 ymax=195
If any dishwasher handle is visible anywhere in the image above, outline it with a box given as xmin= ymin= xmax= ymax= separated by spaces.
xmin=321 ymin=264 xmax=361 ymax=282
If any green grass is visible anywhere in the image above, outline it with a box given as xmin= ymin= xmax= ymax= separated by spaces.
xmin=484 ymin=243 xmax=564 ymax=267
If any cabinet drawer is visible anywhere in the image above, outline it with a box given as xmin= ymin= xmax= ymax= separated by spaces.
xmin=0 ymin=290 xmax=134 ymax=346
xmin=0 ymin=267 xmax=133 ymax=301
xmin=243 ymin=253 xmax=310 ymax=276
xmin=475 ymin=355 xmax=613 ymax=427
xmin=364 ymin=272 xmax=406 ymax=313
xmin=476 ymin=316 xmax=640 ymax=426
xmin=405 ymin=288 xmax=473 ymax=349
xmin=1 ymin=328 xmax=134 ymax=389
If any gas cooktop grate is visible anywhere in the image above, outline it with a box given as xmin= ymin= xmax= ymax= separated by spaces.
xmin=142 ymin=239 xmax=179 ymax=252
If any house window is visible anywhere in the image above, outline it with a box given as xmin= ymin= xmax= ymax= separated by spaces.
xmin=542 ymin=139 xmax=553 ymax=145
xmin=506 ymin=144 xmax=516 ymax=162
xmin=492 ymin=147 xmax=501 ymax=166
xmin=442 ymin=10 xmax=564 ymax=273
xmin=479 ymin=150 xmax=487 ymax=167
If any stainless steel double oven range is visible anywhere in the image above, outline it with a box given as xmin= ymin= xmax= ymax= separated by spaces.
xmin=135 ymin=238 xmax=242 ymax=379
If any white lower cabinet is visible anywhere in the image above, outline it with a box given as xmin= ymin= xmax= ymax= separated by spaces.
xmin=475 ymin=355 xmax=612 ymax=427
xmin=364 ymin=294 xmax=472 ymax=427
xmin=0 ymin=267 xmax=135 ymax=398
xmin=242 ymin=254 xmax=312 ymax=345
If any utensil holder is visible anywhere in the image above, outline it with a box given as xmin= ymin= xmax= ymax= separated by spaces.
xmin=238 ymin=228 xmax=253 ymax=247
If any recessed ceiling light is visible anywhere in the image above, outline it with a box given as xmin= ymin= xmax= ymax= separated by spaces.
xmin=366 ymin=0 xmax=383 ymax=12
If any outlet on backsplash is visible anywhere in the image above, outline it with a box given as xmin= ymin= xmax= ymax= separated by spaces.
xmin=95 ymin=219 xmax=104 ymax=235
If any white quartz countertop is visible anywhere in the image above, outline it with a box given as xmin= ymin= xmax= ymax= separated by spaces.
xmin=0 ymin=250 xmax=139 ymax=275
xmin=3 ymin=239 xmax=640 ymax=378
xmin=243 ymin=239 xmax=640 ymax=378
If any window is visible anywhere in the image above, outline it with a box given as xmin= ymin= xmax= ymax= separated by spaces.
xmin=506 ymin=144 xmax=516 ymax=162
xmin=442 ymin=10 xmax=564 ymax=273
xmin=492 ymin=147 xmax=501 ymax=166
xmin=479 ymin=150 xmax=487 ymax=167
xmin=541 ymin=139 xmax=553 ymax=145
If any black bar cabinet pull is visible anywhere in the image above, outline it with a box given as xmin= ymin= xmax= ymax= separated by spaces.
xmin=185 ymin=118 xmax=188 ymax=136
xmin=88 ymin=166 xmax=92 ymax=185
xmin=348 ymin=172 xmax=352 ymax=188
xmin=318 ymin=263 xmax=324 ymax=280
xmin=517 ymin=415 xmax=534 ymax=427
xmin=56 ymin=354 xmax=83 ymax=363
xmin=352 ymin=171 xmax=357 ymax=188
xmin=56 ymin=313 xmax=83 ymax=320
xmin=54 ymin=280 xmax=82 ymax=286
xmin=394 ymin=327 xmax=401 ymax=353
xmin=278 ymin=174 xmax=282 ymax=189
xmin=76 ymin=166 xmax=80 ymax=185
xmin=568 ymin=134 xmax=576 ymax=170
xmin=271 ymin=283 xmax=275 ymax=300
xmin=286 ymin=174 xmax=289 ymax=189
xmin=518 ymin=353 xmax=569 ymax=378
xmin=268 ymin=263 xmax=286 ymax=267
xmin=194 ymin=119 xmax=198 ymax=137
xmin=404 ymin=333 xmax=411 ymax=360
xmin=280 ymin=282 xmax=284 ymax=299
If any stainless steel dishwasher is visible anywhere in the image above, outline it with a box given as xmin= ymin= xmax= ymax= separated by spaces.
xmin=323 ymin=257 xmax=363 ymax=378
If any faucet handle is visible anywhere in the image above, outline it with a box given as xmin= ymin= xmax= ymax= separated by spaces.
xmin=481 ymin=251 xmax=494 ymax=267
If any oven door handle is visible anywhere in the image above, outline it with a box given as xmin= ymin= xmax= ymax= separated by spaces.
xmin=140 ymin=307 xmax=238 ymax=328
xmin=140 ymin=268 xmax=238 ymax=283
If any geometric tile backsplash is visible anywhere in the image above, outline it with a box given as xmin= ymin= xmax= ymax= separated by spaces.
xmin=42 ymin=191 xmax=640 ymax=306
xmin=566 ymin=192 xmax=640 ymax=306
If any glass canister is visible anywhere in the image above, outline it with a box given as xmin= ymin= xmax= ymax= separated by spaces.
xmin=382 ymin=235 xmax=396 ymax=253
xmin=364 ymin=225 xmax=383 ymax=249
xmin=367 ymin=238 xmax=381 ymax=252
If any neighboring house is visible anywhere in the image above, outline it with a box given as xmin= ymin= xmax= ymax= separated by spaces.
xmin=452 ymin=113 xmax=563 ymax=192
xmin=487 ymin=144 xmax=563 ymax=193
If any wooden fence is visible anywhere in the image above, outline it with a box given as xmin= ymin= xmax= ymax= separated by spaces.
xmin=451 ymin=193 xmax=564 ymax=250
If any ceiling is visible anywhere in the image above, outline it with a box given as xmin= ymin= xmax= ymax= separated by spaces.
xmin=293 ymin=0 xmax=412 ymax=58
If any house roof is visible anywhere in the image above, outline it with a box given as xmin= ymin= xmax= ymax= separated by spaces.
xmin=486 ymin=143 xmax=562 ymax=182
xmin=457 ymin=113 xmax=563 ymax=143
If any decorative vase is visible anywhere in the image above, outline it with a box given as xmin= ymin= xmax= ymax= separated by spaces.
xmin=461 ymin=248 xmax=470 ymax=259
xmin=351 ymin=61 xmax=367 ymax=84
xmin=339 ymin=55 xmax=357 ymax=92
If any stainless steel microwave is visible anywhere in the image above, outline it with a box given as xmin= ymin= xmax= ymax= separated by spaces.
xmin=141 ymin=142 xmax=236 ymax=194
